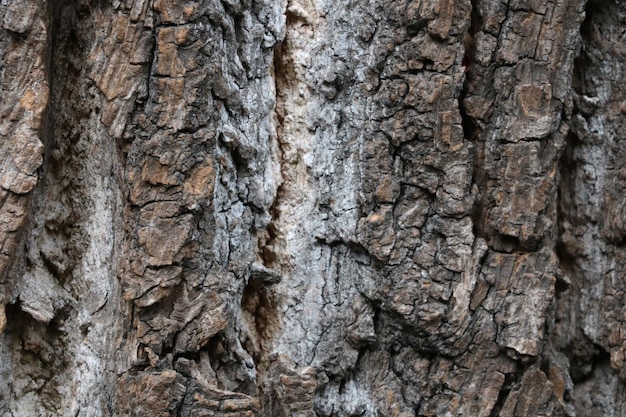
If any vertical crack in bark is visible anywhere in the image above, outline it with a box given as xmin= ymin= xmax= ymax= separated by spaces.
xmin=41 ymin=1 xmax=123 ymax=414
xmin=488 ymin=362 xmax=528 ymax=417
xmin=239 ymin=2 xmax=292 ymax=407
xmin=1 ymin=1 xmax=98 ymax=414
xmin=240 ymin=2 xmax=327 ymax=414
xmin=460 ymin=0 xmax=486 ymax=244
xmin=554 ymin=0 xmax=626 ymax=414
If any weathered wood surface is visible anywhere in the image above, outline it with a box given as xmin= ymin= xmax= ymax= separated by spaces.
xmin=0 ymin=0 xmax=625 ymax=416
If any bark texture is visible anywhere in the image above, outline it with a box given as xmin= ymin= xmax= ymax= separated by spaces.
xmin=0 ymin=0 xmax=625 ymax=416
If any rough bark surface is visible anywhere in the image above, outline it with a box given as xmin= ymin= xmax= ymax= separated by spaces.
xmin=0 ymin=0 xmax=625 ymax=416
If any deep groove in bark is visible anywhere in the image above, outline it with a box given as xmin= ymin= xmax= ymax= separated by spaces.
xmin=461 ymin=0 xmax=488 ymax=248
xmin=553 ymin=0 xmax=626 ymax=414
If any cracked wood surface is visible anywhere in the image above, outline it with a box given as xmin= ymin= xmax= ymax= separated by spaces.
xmin=0 ymin=0 xmax=625 ymax=416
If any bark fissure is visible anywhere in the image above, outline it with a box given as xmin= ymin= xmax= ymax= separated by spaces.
xmin=552 ymin=0 xmax=626 ymax=414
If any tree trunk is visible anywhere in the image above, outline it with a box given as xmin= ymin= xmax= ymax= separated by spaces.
xmin=1 ymin=0 xmax=625 ymax=415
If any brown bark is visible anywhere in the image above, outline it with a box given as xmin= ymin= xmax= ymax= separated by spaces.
xmin=0 ymin=0 xmax=625 ymax=416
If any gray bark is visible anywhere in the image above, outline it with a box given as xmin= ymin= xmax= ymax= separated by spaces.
xmin=0 ymin=0 xmax=625 ymax=416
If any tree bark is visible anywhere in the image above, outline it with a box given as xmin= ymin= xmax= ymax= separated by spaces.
xmin=0 ymin=0 xmax=625 ymax=416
